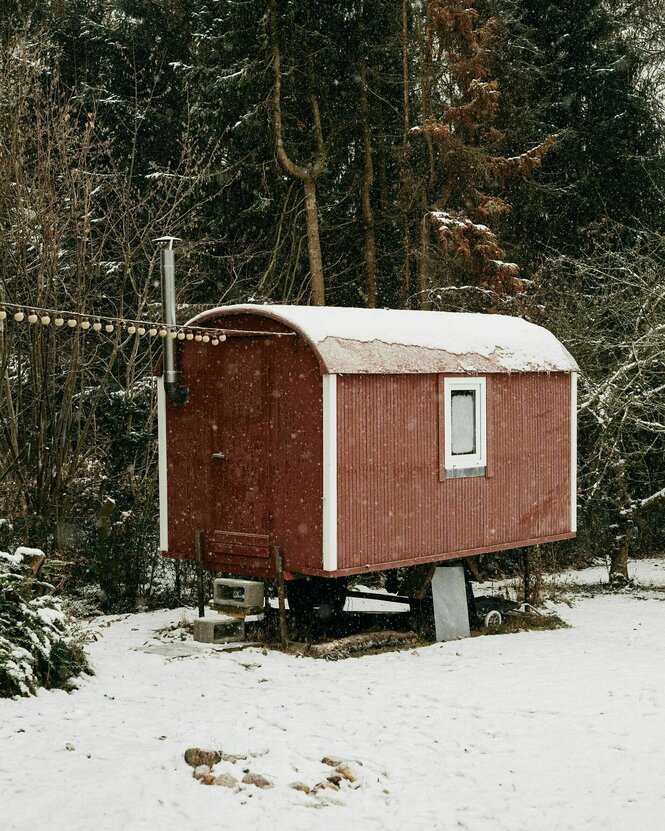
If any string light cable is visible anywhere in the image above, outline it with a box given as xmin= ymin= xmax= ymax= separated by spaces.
xmin=0 ymin=301 xmax=293 ymax=346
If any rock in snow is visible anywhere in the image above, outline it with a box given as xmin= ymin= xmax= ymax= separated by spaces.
xmin=241 ymin=772 xmax=273 ymax=789
xmin=184 ymin=748 xmax=222 ymax=768
xmin=213 ymin=774 xmax=238 ymax=789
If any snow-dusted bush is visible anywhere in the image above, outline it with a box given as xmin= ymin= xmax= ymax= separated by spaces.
xmin=0 ymin=548 xmax=91 ymax=698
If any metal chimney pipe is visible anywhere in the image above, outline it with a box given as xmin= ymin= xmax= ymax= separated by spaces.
xmin=154 ymin=236 xmax=188 ymax=405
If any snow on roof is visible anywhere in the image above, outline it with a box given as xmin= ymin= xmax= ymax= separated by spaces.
xmin=188 ymin=304 xmax=578 ymax=375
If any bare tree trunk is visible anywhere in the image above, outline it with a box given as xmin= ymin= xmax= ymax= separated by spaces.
xmin=359 ymin=50 xmax=378 ymax=308
xmin=402 ymin=0 xmax=410 ymax=143
xmin=401 ymin=0 xmax=412 ymax=308
xmin=416 ymin=1 xmax=433 ymax=308
xmin=609 ymin=466 xmax=633 ymax=585
xmin=418 ymin=211 xmax=431 ymax=309
xmin=417 ymin=0 xmax=436 ymax=187
xmin=302 ymin=177 xmax=325 ymax=306
xmin=270 ymin=0 xmax=326 ymax=305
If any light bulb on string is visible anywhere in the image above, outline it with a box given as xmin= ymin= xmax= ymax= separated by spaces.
xmin=0 ymin=309 xmax=6 ymax=321
xmin=127 ymin=325 xmax=137 ymax=335
xmin=202 ymin=335 xmax=210 ymax=343
xmin=105 ymin=323 xmax=114 ymax=333
xmin=194 ymin=334 xmax=203 ymax=342
xmin=167 ymin=330 xmax=177 ymax=340
xmin=28 ymin=313 xmax=38 ymax=324
xmin=212 ymin=338 xmax=219 ymax=346
xmin=92 ymin=321 xmax=102 ymax=332
xmin=54 ymin=317 xmax=64 ymax=327
xmin=177 ymin=332 xmax=185 ymax=340
xmin=219 ymin=334 xmax=227 ymax=342
xmin=40 ymin=315 xmax=51 ymax=325
xmin=14 ymin=311 xmax=24 ymax=322
xmin=67 ymin=319 xmax=77 ymax=328
xmin=148 ymin=327 xmax=157 ymax=337
xmin=137 ymin=326 xmax=146 ymax=336
xmin=80 ymin=320 xmax=91 ymax=330
xmin=186 ymin=332 xmax=194 ymax=341
xmin=159 ymin=329 xmax=168 ymax=338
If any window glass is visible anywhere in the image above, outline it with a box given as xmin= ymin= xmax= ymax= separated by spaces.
xmin=450 ymin=389 xmax=476 ymax=455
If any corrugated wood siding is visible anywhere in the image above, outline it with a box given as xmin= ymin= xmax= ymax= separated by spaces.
xmin=165 ymin=315 xmax=323 ymax=577
xmin=267 ymin=336 xmax=323 ymax=574
xmin=336 ymin=373 xmax=571 ymax=571
xmin=165 ymin=341 xmax=214 ymax=558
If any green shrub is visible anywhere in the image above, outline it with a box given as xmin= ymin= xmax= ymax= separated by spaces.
xmin=0 ymin=548 xmax=92 ymax=698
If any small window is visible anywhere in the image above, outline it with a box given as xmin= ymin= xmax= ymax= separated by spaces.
xmin=444 ymin=377 xmax=486 ymax=478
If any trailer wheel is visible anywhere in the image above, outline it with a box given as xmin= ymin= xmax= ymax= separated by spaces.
xmin=286 ymin=578 xmax=347 ymax=620
xmin=483 ymin=610 xmax=502 ymax=629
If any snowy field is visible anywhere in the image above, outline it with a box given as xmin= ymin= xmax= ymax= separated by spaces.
xmin=2 ymin=561 xmax=665 ymax=831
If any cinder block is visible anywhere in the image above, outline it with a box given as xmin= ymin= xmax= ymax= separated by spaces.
xmin=193 ymin=617 xmax=245 ymax=644
xmin=212 ymin=579 xmax=265 ymax=611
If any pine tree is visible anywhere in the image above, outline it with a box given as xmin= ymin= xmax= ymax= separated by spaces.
xmin=493 ymin=0 xmax=663 ymax=264
xmin=406 ymin=0 xmax=553 ymax=309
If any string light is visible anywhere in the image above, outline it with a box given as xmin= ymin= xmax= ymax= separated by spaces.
xmin=0 ymin=302 xmax=263 ymax=349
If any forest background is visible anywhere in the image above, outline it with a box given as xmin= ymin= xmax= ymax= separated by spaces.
xmin=1 ymin=0 xmax=664 ymax=610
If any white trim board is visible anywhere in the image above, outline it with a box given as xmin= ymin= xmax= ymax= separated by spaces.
xmin=570 ymin=371 xmax=578 ymax=533
xmin=322 ymin=374 xmax=338 ymax=571
xmin=157 ymin=377 xmax=169 ymax=552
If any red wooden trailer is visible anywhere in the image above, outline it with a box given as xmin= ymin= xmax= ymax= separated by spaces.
xmin=157 ymin=305 xmax=578 ymax=595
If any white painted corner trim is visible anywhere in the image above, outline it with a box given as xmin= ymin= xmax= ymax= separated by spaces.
xmin=157 ymin=377 xmax=169 ymax=552
xmin=571 ymin=371 xmax=578 ymax=533
xmin=322 ymin=374 xmax=338 ymax=571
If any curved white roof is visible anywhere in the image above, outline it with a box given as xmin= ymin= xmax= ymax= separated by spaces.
xmin=188 ymin=304 xmax=578 ymax=374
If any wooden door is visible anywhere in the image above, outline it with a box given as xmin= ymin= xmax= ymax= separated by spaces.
xmin=207 ymin=338 xmax=271 ymax=558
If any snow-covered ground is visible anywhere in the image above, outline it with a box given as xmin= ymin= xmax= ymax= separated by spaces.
xmin=2 ymin=560 xmax=665 ymax=831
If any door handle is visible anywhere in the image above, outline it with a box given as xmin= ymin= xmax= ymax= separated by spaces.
xmin=212 ymin=452 xmax=226 ymax=460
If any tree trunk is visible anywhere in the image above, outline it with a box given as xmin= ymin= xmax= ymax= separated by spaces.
xmin=416 ymin=1 xmax=433 ymax=309
xmin=359 ymin=50 xmax=378 ymax=308
xmin=609 ymin=468 xmax=633 ymax=585
xmin=303 ymin=176 xmax=326 ymax=306
xmin=401 ymin=0 xmax=411 ymax=308
xmin=270 ymin=0 xmax=326 ymax=305
xmin=610 ymin=539 xmax=630 ymax=586
xmin=418 ymin=210 xmax=431 ymax=309
xmin=402 ymin=219 xmax=412 ymax=308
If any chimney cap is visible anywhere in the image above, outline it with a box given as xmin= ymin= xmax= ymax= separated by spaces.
xmin=153 ymin=236 xmax=182 ymax=250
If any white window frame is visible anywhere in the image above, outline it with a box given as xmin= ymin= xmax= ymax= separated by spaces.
xmin=444 ymin=377 xmax=487 ymax=473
